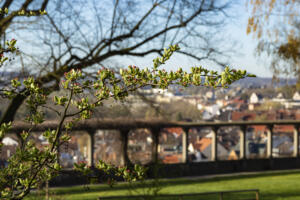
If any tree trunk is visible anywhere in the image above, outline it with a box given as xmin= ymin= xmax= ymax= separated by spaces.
xmin=0 ymin=93 xmax=27 ymax=124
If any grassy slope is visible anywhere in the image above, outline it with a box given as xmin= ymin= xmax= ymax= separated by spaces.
xmin=26 ymin=170 xmax=300 ymax=200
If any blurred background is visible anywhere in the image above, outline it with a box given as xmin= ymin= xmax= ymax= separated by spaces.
xmin=1 ymin=0 xmax=300 ymax=168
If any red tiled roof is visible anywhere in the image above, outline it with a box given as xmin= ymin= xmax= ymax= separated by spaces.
xmin=232 ymin=98 xmax=245 ymax=104
xmin=163 ymin=127 xmax=184 ymax=135
xmin=267 ymin=112 xmax=276 ymax=120
xmin=251 ymin=125 xmax=294 ymax=133
xmin=232 ymin=112 xmax=256 ymax=121
xmin=162 ymin=155 xmax=180 ymax=163
xmin=194 ymin=138 xmax=211 ymax=152
xmin=273 ymin=125 xmax=294 ymax=133
xmin=251 ymin=126 xmax=267 ymax=132
xmin=296 ymin=112 xmax=300 ymax=120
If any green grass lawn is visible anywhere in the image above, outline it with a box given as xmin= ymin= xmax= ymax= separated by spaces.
xmin=26 ymin=169 xmax=300 ymax=200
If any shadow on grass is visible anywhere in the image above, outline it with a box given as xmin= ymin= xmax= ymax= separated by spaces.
xmin=36 ymin=169 xmax=300 ymax=198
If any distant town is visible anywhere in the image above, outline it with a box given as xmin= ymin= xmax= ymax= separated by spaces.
xmin=1 ymin=77 xmax=300 ymax=167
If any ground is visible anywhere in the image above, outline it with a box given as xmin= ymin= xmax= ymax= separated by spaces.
xmin=26 ymin=169 xmax=300 ymax=200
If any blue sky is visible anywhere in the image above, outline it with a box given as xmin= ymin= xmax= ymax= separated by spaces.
xmin=118 ymin=1 xmax=273 ymax=78
xmin=2 ymin=0 xmax=274 ymax=78
xmin=226 ymin=1 xmax=273 ymax=78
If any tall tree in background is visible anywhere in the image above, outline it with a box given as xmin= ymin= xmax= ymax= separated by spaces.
xmin=247 ymin=0 xmax=300 ymax=86
xmin=1 ymin=0 xmax=235 ymax=124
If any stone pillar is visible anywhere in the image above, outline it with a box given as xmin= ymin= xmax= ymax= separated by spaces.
xmin=293 ymin=126 xmax=299 ymax=157
xmin=239 ymin=126 xmax=247 ymax=159
xmin=182 ymin=128 xmax=189 ymax=163
xmin=151 ymin=128 xmax=160 ymax=164
xmin=211 ymin=127 xmax=218 ymax=161
xmin=120 ymin=129 xmax=130 ymax=166
xmin=267 ymin=125 xmax=273 ymax=158
xmin=87 ymin=130 xmax=95 ymax=167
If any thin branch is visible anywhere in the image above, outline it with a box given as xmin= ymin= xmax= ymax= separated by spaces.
xmin=40 ymin=105 xmax=61 ymax=117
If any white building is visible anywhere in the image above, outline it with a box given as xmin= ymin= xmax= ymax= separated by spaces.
xmin=293 ymin=92 xmax=300 ymax=101
xmin=249 ymin=93 xmax=263 ymax=104
xmin=202 ymin=104 xmax=221 ymax=120
xmin=272 ymin=92 xmax=287 ymax=103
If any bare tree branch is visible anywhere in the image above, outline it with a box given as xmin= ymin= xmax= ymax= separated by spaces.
xmin=1 ymin=0 xmax=235 ymax=123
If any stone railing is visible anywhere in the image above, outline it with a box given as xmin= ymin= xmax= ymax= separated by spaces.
xmin=9 ymin=119 xmax=300 ymax=167
xmin=6 ymin=119 xmax=300 ymax=185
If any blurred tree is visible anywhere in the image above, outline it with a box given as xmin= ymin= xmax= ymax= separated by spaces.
xmin=0 ymin=0 xmax=49 ymax=124
xmin=0 ymin=0 xmax=48 ymax=36
xmin=0 ymin=0 xmax=48 ymax=86
xmin=240 ymin=93 xmax=249 ymax=102
xmin=145 ymin=107 xmax=159 ymax=119
xmin=0 ymin=0 xmax=236 ymax=124
xmin=175 ymin=112 xmax=183 ymax=121
xmin=276 ymin=84 xmax=296 ymax=99
xmin=247 ymin=0 xmax=300 ymax=87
